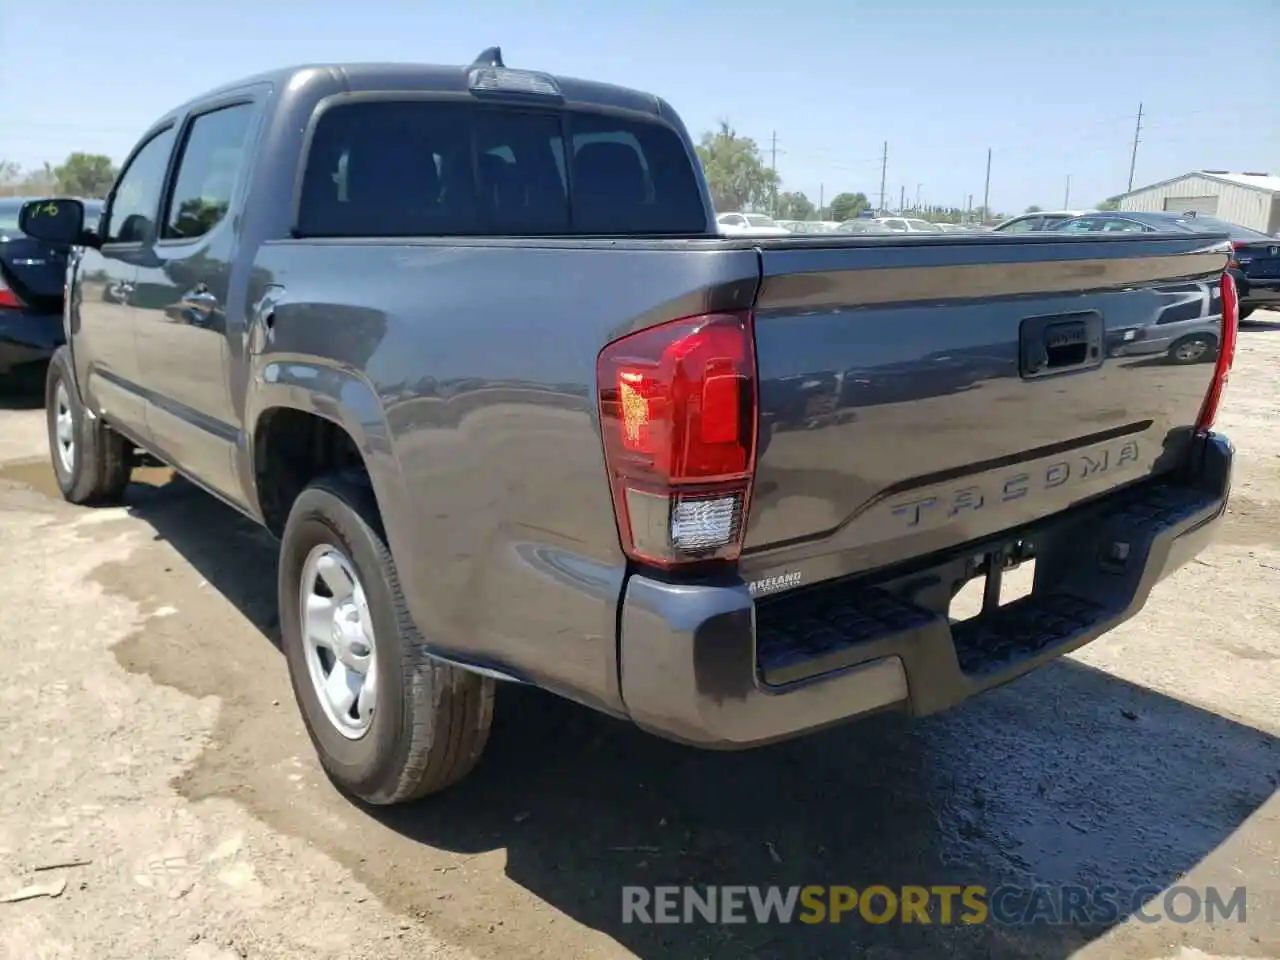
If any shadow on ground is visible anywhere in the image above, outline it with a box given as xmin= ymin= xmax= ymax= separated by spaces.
xmin=1240 ymin=317 xmax=1280 ymax=333
xmin=0 ymin=366 xmax=46 ymax=410
xmin=87 ymin=473 xmax=1280 ymax=958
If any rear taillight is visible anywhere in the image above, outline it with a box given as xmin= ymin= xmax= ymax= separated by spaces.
xmin=1196 ymin=271 xmax=1238 ymax=434
xmin=0 ymin=275 xmax=22 ymax=309
xmin=597 ymin=311 xmax=757 ymax=568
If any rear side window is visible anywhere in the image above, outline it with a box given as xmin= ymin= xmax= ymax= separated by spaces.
xmin=297 ymin=99 xmax=705 ymax=237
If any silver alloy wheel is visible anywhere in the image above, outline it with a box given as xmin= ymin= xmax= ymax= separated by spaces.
xmin=1174 ymin=338 xmax=1209 ymax=362
xmin=54 ymin=381 xmax=75 ymax=475
xmin=299 ymin=544 xmax=378 ymax=739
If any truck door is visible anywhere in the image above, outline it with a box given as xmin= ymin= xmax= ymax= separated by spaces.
xmin=73 ymin=125 xmax=178 ymax=441
xmin=132 ymin=99 xmax=259 ymax=501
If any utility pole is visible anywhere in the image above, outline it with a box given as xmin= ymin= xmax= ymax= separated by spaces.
xmin=982 ymin=148 xmax=992 ymax=223
xmin=966 ymin=193 xmax=973 ymax=224
xmin=899 ymin=185 xmax=905 ymax=214
xmin=769 ymin=130 xmax=779 ymax=217
xmin=819 ymin=183 xmax=824 ymax=219
xmin=1064 ymin=174 xmax=1072 ymax=208
xmin=915 ymin=183 xmax=922 ymax=212
xmin=1127 ymin=103 xmax=1143 ymax=191
xmin=878 ymin=141 xmax=888 ymax=215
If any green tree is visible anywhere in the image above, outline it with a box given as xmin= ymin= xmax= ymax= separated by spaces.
xmin=0 ymin=160 xmax=20 ymax=185
xmin=1096 ymin=197 xmax=1121 ymax=211
xmin=54 ymin=153 xmax=117 ymax=198
xmin=1025 ymin=204 xmax=1043 ymax=214
xmin=775 ymin=191 xmax=815 ymax=220
xmin=694 ymin=121 xmax=779 ymax=212
xmin=828 ymin=192 xmax=870 ymax=222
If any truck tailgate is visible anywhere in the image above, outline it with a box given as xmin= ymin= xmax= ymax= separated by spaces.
xmin=743 ymin=234 xmax=1230 ymax=579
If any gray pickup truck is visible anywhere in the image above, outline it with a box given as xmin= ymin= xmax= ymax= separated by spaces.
xmin=20 ymin=49 xmax=1238 ymax=807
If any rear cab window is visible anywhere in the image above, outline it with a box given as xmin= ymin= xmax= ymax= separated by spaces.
xmin=296 ymin=99 xmax=707 ymax=237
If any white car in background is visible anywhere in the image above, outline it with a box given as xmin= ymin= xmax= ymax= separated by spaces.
xmin=716 ymin=212 xmax=792 ymax=237
xmin=872 ymin=217 xmax=945 ymax=234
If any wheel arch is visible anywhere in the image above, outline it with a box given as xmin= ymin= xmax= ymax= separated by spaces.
xmin=242 ymin=359 xmax=407 ymax=541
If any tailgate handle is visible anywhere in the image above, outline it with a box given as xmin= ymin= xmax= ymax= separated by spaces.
xmin=1020 ymin=312 xmax=1103 ymax=378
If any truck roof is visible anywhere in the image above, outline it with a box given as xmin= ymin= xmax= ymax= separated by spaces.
xmin=165 ymin=57 xmax=666 ymax=123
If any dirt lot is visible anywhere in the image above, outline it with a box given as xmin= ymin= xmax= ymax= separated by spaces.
xmin=1 ymin=316 xmax=1278 ymax=960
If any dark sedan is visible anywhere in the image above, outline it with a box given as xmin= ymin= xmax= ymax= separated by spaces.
xmin=0 ymin=196 xmax=103 ymax=380
xmin=1050 ymin=210 xmax=1279 ymax=319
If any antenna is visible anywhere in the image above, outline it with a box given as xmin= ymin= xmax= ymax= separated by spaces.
xmin=472 ymin=46 xmax=504 ymax=68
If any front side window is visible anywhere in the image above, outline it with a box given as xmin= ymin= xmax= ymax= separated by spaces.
xmin=1001 ymin=218 xmax=1041 ymax=233
xmin=1054 ymin=218 xmax=1099 ymax=233
xmin=297 ymin=99 xmax=705 ymax=237
xmin=162 ymin=103 xmax=256 ymax=241
xmin=104 ymin=126 xmax=178 ymax=244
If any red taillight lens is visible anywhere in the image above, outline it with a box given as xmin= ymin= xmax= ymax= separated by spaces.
xmin=0 ymin=276 xmax=22 ymax=309
xmin=597 ymin=311 xmax=757 ymax=568
xmin=1196 ymin=271 xmax=1238 ymax=434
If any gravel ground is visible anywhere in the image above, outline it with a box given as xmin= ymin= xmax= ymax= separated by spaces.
xmin=0 ymin=314 xmax=1278 ymax=960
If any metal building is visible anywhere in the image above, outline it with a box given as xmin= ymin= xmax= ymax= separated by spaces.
xmin=1116 ymin=171 xmax=1280 ymax=234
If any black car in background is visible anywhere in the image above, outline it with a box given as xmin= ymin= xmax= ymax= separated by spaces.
xmin=1051 ymin=210 xmax=1279 ymax=319
xmin=0 ymin=196 xmax=103 ymax=381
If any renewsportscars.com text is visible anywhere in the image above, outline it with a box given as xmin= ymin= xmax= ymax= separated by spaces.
xmin=621 ymin=884 xmax=1247 ymax=926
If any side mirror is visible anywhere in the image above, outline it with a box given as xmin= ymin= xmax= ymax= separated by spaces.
xmin=18 ymin=198 xmax=89 ymax=247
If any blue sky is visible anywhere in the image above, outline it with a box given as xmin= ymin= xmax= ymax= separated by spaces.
xmin=2 ymin=0 xmax=1276 ymax=215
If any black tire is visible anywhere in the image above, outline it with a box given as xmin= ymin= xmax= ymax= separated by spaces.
xmin=45 ymin=346 xmax=132 ymax=504
xmin=1166 ymin=333 xmax=1216 ymax=365
xmin=278 ymin=472 xmax=495 ymax=804
xmin=1239 ymin=305 xmax=1256 ymax=322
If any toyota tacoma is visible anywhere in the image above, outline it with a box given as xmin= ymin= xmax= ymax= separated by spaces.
xmin=19 ymin=48 xmax=1238 ymax=805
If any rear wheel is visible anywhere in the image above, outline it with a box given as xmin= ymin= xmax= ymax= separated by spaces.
xmin=278 ymin=472 xmax=495 ymax=804
xmin=45 ymin=346 xmax=132 ymax=504
xmin=1239 ymin=305 xmax=1256 ymax=322
xmin=1167 ymin=333 xmax=1216 ymax=365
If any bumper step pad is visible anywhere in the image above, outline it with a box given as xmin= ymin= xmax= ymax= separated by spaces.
xmin=753 ymin=471 xmax=1227 ymax=714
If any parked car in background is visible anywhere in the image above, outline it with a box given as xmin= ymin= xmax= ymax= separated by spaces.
xmin=787 ymin=220 xmax=840 ymax=234
xmin=1 ymin=197 xmax=103 ymax=382
xmin=873 ymin=217 xmax=944 ymax=234
xmin=716 ymin=212 xmax=791 ymax=236
xmin=992 ymin=210 xmax=1093 ymax=233
xmin=836 ymin=218 xmax=892 ymax=234
xmin=1050 ymin=211 xmax=1280 ymax=319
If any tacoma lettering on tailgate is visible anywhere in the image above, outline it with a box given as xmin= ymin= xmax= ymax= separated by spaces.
xmin=886 ymin=438 xmax=1142 ymax=531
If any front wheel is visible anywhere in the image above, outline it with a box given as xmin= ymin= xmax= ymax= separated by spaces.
xmin=278 ymin=472 xmax=495 ymax=804
xmin=1239 ymin=305 xmax=1256 ymax=322
xmin=45 ymin=346 xmax=132 ymax=504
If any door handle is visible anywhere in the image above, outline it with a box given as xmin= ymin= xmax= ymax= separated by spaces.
xmin=179 ymin=284 xmax=219 ymax=326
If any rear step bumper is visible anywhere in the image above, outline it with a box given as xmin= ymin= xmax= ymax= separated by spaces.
xmin=618 ymin=432 xmax=1232 ymax=748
